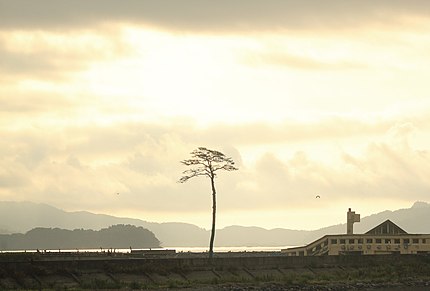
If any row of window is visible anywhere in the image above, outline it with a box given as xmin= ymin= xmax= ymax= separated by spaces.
xmin=331 ymin=238 xmax=427 ymax=245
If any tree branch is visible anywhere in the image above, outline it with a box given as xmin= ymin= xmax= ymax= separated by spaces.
xmin=178 ymin=147 xmax=238 ymax=183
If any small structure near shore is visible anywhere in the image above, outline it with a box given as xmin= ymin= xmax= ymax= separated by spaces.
xmin=282 ymin=208 xmax=430 ymax=256
xmin=130 ymin=249 xmax=176 ymax=258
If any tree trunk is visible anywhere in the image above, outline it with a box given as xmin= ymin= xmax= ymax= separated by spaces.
xmin=209 ymin=176 xmax=216 ymax=260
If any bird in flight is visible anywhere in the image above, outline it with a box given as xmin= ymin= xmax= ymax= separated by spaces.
xmin=315 ymin=195 xmax=321 ymax=198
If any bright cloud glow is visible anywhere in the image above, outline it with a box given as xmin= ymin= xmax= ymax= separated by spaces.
xmin=1 ymin=1 xmax=430 ymax=231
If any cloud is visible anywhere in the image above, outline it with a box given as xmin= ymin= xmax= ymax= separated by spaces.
xmin=0 ymin=30 xmax=132 ymax=81
xmin=243 ymin=50 xmax=367 ymax=71
xmin=0 ymin=169 xmax=29 ymax=189
xmin=126 ymin=152 xmax=161 ymax=175
xmin=226 ymin=124 xmax=430 ymax=211
xmin=0 ymin=92 xmax=74 ymax=114
xmin=1 ymin=115 xmax=429 ymax=218
xmin=1 ymin=0 xmax=430 ymax=229
xmin=1 ymin=1 xmax=430 ymax=32
xmin=190 ymin=117 xmax=393 ymax=145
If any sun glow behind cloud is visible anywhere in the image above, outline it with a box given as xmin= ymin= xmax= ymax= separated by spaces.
xmin=5 ymin=22 xmax=429 ymax=127
xmin=2 ymin=2 xmax=430 ymax=231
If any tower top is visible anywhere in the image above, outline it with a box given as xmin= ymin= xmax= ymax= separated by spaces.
xmin=347 ymin=208 xmax=360 ymax=234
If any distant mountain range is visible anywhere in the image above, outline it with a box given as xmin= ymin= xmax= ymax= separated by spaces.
xmin=0 ymin=201 xmax=208 ymax=247
xmin=0 ymin=201 xmax=429 ymax=247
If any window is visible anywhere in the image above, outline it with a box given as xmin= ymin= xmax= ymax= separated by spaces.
xmin=331 ymin=239 xmax=337 ymax=244
xmin=423 ymin=239 xmax=427 ymax=244
xmin=385 ymin=239 xmax=391 ymax=244
xmin=403 ymin=239 xmax=410 ymax=244
xmin=376 ymin=238 xmax=382 ymax=244
xmin=413 ymin=239 xmax=419 ymax=244
xmin=394 ymin=239 xmax=400 ymax=244
xmin=349 ymin=239 xmax=355 ymax=244
xmin=340 ymin=239 xmax=346 ymax=244
xmin=358 ymin=239 xmax=363 ymax=244
xmin=366 ymin=238 xmax=373 ymax=244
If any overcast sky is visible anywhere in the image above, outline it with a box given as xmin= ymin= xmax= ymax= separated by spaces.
xmin=1 ymin=0 xmax=430 ymax=231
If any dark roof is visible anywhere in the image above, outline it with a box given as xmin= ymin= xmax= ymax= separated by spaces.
xmin=365 ymin=219 xmax=407 ymax=235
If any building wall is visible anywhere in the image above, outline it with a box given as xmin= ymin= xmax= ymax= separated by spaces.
xmin=282 ymin=234 xmax=430 ymax=256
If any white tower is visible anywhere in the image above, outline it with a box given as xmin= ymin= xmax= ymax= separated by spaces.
xmin=347 ymin=208 xmax=360 ymax=234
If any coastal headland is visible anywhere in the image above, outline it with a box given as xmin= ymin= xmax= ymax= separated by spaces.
xmin=1 ymin=251 xmax=430 ymax=290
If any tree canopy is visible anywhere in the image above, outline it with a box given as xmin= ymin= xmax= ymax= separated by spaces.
xmin=179 ymin=147 xmax=238 ymax=183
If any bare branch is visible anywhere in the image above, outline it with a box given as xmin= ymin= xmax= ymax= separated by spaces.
xmin=180 ymin=159 xmax=208 ymax=167
xmin=178 ymin=172 xmax=207 ymax=183
xmin=212 ymin=163 xmax=238 ymax=172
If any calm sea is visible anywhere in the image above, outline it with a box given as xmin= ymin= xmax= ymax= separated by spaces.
xmin=1 ymin=246 xmax=293 ymax=253
xmin=166 ymin=246 xmax=293 ymax=253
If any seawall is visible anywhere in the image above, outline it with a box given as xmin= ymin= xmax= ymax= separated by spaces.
xmin=1 ymin=252 xmax=430 ymax=289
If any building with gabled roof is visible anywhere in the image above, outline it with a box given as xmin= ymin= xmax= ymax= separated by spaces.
xmin=365 ymin=219 xmax=407 ymax=235
xmin=282 ymin=209 xmax=430 ymax=256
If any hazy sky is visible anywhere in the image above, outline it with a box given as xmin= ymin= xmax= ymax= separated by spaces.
xmin=1 ymin=0 xmax=430 ymax=231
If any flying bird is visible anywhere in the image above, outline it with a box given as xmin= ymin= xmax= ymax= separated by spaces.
xmin=315 ymin=195 xmax=321 ymax=198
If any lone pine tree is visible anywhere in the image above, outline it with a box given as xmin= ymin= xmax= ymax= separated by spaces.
xmin=179 ymin=147 xmax=238 ymax=259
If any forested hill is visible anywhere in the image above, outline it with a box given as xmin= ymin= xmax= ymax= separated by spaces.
xmin=0 ymin=224 xmax=160 ymax=251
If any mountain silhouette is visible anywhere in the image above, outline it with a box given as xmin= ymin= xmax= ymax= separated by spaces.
xmin=0 ymin=201 xmax=429 ymax=247
xmin=0 ymin=201 xmax=208 ymax=247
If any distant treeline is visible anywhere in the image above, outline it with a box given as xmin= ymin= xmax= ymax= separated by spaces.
xmin=0 ymin=224 xmax=160 ymax=251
